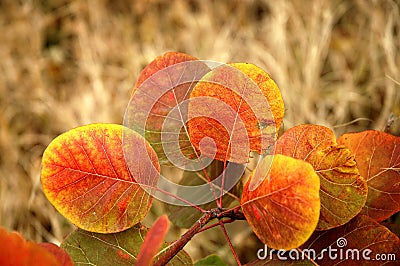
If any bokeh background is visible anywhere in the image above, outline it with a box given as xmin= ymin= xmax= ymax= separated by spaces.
xmin=1 ymin=0 xmax=399 ymax=264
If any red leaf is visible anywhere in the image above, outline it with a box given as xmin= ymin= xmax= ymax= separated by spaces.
xmin=338 ymin=130 xmax=400 ymax=221
xmin=132 ymin=52 xmax=198 ymax=93
xmin=0 ymin=226 xmax=61 ymax=266
xmin=301 ymin=215 xmax=400 ymax=265
xmin=38 ymin=243 xmax=73 ymax=266
xmin=136 ymin=215 xmax=170 ymax=265
xmin=41 ymin=124 xmax=160 ymax=233
xmin=127 ymin=52 xmax=210 ymax=165
xmin=276 ymin=124 xmax=368 ymax=230
xmin=241 ymin=154 xmax=320 ymax=249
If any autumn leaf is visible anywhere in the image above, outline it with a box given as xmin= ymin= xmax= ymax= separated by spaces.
xmin=61 ymin=224 xmax=192 ymax=265
xmin=38 ymin=243 xmax=74 ymax=266
xmin=132 ymin=51 xmax=198 ymax=95
xmin=275 ymin=124 xmax=368 ymax=230
xmin=136 ymin=215 xmax=169 ymax=265
xmin=229 ymin=63 xmax=285 ymax=131
xmin=338 ymin=130 xmax=400 ymax=222
xmin=0 ymin=226 xmax=63 ymax=266
xmin=188 ymin=63 xmax=284 ymax=164
xmin=300 ymin=215 xmax=400 ymax=265
xmin=41 ymin=124 xmax=160 ymax=233
xmin=126 ymin=51 xmax=211 ymax=165
xmin=241 ymin=154 xmax=320 ymax=250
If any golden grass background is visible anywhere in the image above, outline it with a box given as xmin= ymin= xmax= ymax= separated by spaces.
xmin=0 ymin=0 xmax=399 ymax=264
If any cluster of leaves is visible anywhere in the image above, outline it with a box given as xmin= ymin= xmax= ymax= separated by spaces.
xmin=1 ymin=52 xmax=399 ymax=265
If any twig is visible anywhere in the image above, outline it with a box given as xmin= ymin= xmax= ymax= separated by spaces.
xmin=218 ymin=220 xmax=241 ymax=266
xmin=153 ymin=207 xmax=246 ymax=265
xmin=153 ymin=210 xmax=216 ymax=266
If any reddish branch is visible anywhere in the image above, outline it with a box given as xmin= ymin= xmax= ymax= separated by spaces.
xmin=153 ymin=207 xmax=245 ymax=266
xmin=218 ymin=220 xmax=241 ymax=265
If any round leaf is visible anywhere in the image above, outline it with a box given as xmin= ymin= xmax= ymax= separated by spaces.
xmin=188 ymin=63 xmax=284 ymax=164
xmin=127 ymin=52 xmax=210 ymax=165
xmin=338 ymin=130 xmax=400 ymax=221
xmin=276 ymin=124 xmax=368 ymax=230
xmin=241 ymin=154 xmax=320 ymax=250
xmin=41 ymin=124 xmax=160 ymax=233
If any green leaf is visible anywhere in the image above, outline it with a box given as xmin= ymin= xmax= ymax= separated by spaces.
xmin=166 ymin=160 xmax=243 ymax=228
xmin=61 ymin=225 xmax=192 ymax=266
xmin=195 ymin=254 xmax=227 ymax=266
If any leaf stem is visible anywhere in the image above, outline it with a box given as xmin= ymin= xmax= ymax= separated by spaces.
xmin=218 ymin=220 xmax=241 ymax=266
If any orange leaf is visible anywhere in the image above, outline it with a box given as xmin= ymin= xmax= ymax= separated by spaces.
xmin=0 ymin=226 xmax=61 ymax=266
xmin=188 ymin=63 xmax=284 ymax=164
xmin=41 ymin=124 xmax=160 ymax=233
xmin=276 ymin=124 xmax=368 ymax=230
xmin=338 ymin=130 xmax=400 ymax=221
xmin=241 ymin=154 xmax=320 ymax=250
xmin=229 ymin=63 xmax=285 ymax=131
xmin=127 ymin=52 xmax=210 ymax=165
xmin=136 ymin=215 xmax=169 ymax=266
xmin=38 ymin=243 xmax=73 ymax=266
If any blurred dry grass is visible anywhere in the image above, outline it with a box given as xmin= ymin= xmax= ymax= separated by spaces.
xmin=0 ymin=0 xmax=399 ymax=264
